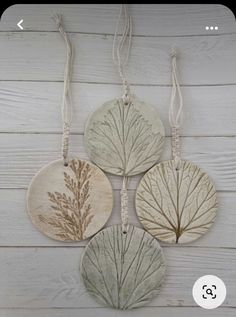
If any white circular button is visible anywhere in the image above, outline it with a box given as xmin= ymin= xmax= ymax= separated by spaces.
xmin=192 ymin=275 xmax=226 ymax=309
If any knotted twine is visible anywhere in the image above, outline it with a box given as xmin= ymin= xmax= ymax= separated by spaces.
xmin=169 ymin=49 xmax=183 ymax=170
xmin=112 ymin=4 xmax=133 ymax=233
xmin=53 ymin=14 xmax=73 ymax=166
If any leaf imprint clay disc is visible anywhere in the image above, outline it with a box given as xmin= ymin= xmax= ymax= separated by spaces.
xmin=80 ymin=225 xmax=166 ymax=309
xmin=136 ymin=160 xmax=218 ymax=244
xmin=84 ymin=95 xmax=165 ymax=176
xmin=27 ymin=158 xmax=113 ymax=242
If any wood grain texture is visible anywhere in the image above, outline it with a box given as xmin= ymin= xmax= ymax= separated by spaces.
xmin=85 ymin=95 xmax=165 ymax=176
xmin=1 ymin=82 xmax=236 ymax=136
xmin=81 ymin=225 xmax=166 ymax=309
xmin=0 ymin=189 xmax=235 ymax=248
xmin=0 ymin=307 xmax=235 ymax=317
xmin=27 ymin=159 xmax=113 ymax=242
xmin=1 ymin=5 xmax=235 ymax=35
xmin=136 ymin=160 xmax=217 ymax=244
xmin=0 ymin=247 xmax=235 ymax=308
xmin=0 ymin=134 xmax=235 ymax=191
xmin=0 ymin=32 xmax=236 ymax=85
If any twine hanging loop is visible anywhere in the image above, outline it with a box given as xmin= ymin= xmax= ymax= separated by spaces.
xmin=53 ymin=14 xmax=73 ymax=166
xmin=112 ymin=4 xmax=132 ymax=103
xmin=169 ymin=48 xmax=183 ymax=170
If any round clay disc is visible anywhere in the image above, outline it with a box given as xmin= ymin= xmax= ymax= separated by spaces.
xmin=84 ymin=95 xmax=165 ymax=176
xmin=80 ymin=225 xmax=166 ymax=309
xmin=27 ymin=158 xmax=113 ymax=242
xmin=136 ymin=160 xmax=218 ymax=244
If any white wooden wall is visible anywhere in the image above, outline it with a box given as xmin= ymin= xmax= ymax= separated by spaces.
xmin=0 ymin=4 xmax=236 ymax=317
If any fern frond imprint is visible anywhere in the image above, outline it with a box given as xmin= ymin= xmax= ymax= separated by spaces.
xmin=81 ymin=225 xmax=166 ymax=309
xmin=136 ymin=160 xmax=218 ymax=244
xmin=39 ymin=159 xmax=94 ymax=241
xmin=85 ymin=97 xmax=165 ymax=176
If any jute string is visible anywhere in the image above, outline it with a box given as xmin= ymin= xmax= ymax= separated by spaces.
xmin=169 ymin=48 xmax=183 ymax=170
xmin=113 ymin=4 xmax=133 ymax=233
xmin=112 ymin=4 xmax=132 ymax=104
xmin=53 ymin=14 xmax=73 ymax=166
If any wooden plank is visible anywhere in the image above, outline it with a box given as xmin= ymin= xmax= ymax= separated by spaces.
xmin=0 ymin=189 xmax=235 ymax=248
xmin=0 ymin=247 xmax=235 ymax=308
xmin=1 ymin=5 xmax=235 ymax=36
xmin=0 ymin=82 xmax=236 ymax=136
xmin=0 ymin=134 xmax=235 ymax=191
xmin=0 ymin=32 xmax=236 ymax=85
xmin=0 ymin=307 xmax=235 ymax=317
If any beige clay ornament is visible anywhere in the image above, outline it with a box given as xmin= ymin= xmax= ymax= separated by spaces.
xmin=27 ymin=15 xmax=113 ymax=242
xmin=27 ymin=158 xmax=113 ymax=241
xmin=136 ymin=50 xmax=218 ymax=244
xmin=81 ymin=5 xmax=166 ymax=309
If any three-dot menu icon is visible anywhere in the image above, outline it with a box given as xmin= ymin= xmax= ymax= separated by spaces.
xmin=205 ymin=26 xmax=219 ymax=31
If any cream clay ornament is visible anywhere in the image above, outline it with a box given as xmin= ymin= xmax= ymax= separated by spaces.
xmin=136 ymin=50 xmax=218 ymax=244
xmin=27 ymin=15 xmax=113 ymax=242
xmin=81 ymin=5 xmax=166 ymax=310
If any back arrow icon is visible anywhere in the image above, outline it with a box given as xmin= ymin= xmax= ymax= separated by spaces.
xmin=17 ymin=19 xmax=24 ymax=30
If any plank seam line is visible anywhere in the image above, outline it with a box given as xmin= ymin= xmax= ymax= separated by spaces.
xmin=1 ymin=30 xmax=236 ymax=38
xmin=0 ymin=132 xmax=235 ymax=137
xmin=0 ymin=305 xmax=234 ymax=309
xmin=0 ymin=246 xmax=235 ymax=249
xmin=1 ymin=80 xmax=236 ymax=87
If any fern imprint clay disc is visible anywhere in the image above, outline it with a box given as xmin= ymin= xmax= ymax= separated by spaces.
xmin=84 ymin=95 xmax=165 ymax=176
xmin=80 ymin=225 xmax=166 ymax=309
xmin=27 ymin=159 xmax=113 ymax=242
xmin=136 ymin=160 xmax=218 ymax=244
